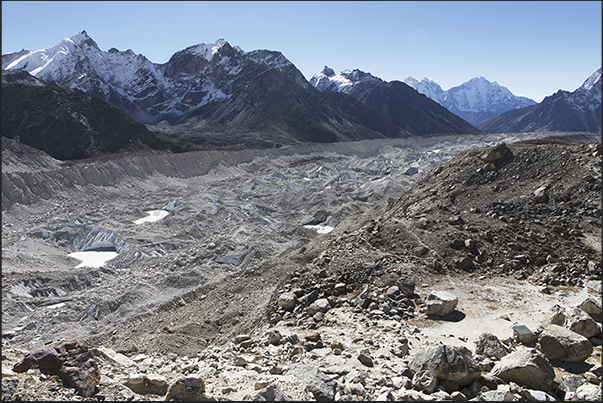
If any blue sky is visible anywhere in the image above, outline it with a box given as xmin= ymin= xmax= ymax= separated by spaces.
xmin=2 ymin=1 xmax=601 ymax=102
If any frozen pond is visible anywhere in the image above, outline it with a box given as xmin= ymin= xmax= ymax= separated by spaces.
xmin=133 ymin=209 xmax=170 ymax=224
xmin=67 ymin=251 xmax=119 ymax=268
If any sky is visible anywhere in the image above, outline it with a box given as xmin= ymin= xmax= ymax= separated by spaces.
xmin=2 ymin=1 xmax=601 ymax=102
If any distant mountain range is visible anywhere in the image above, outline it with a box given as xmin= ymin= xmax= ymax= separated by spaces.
xmin=476 ymin=68 xmax=602 ymax=134
xmin=2 ymin=31 xmax=482 ymax=155
xmin=402 ymin=76 xmax=537 ymax=125
xmin=2 ymin=31 xmax=600 ymax=160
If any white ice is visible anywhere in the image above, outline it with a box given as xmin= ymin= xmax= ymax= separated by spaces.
xmin=133 ymin=209 xmax=169 ymax=224
xmin=68 ymin=251 xmax=118 ymax=268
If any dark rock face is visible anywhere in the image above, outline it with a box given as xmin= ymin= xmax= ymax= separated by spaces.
xmin=2 ymin=70 xmax=169 ymax=160
xmin=13 ymin=340 xmax=100 ymax=397
xmin=339 ymin=80 xmax=483 ymax=136
xmin=477 ymin=68 xmax=602 ymax=134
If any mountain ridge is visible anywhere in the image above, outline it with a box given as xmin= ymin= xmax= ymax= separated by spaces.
xmin=3 ymin=31 xmax=482 ymax=146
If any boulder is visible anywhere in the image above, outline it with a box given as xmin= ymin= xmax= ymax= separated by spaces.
xmin=541 ymin=305 xmax=600 ymax=339
xmin=537 ymin=324 xmax=593 ymax=362
xmin=250 ymin=384 xmax=293 ymax=401
xmin=307 ymin=298 xmax=331 ymax=316
xmin=277 ymin=292 xmax=297 ymax=311
xmin=396 ymin=274 xmax=416 ymax=296
xmin=479 ymin=143 xmax=511 ymax=162
xmin=13 ymin=339 xmax=100 ymax=397
xmin=165 ymin=376 xmax=205 ymax=401
xmin=409 ymin=344 xmax=481 ymax=387
xmin=578 ymin=296 xmax=602 ymax=316
xmin=576 ymin=383 xmax=602 ymax=401
xmin=289 ymin=364 xmax=336 ymax=401
xmin=125 ymin=374 xmax=169 ymax=396
xmin=475 ymin=332 xmax=508 ymax=360
xmin=533 ymin=185 xmax=549 ymax=203
xmin=490 ymin=348 xmax=554 ymax=391
xmin=556 ymin=374 xmax=587 ymax=400
xmin=425 ymin=291 xmax=458 ymax=316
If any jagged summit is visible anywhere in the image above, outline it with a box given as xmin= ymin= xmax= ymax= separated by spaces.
xmin=404 ymin=76 xmax=537 ymax=125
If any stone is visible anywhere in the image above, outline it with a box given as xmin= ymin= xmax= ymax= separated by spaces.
xmin=537 ymin=324 xmax=593 ymax=362
xmin=289 ymin=364 xmax=336 ymax=401
xmin=277 ymin=292 xmax=297 ymax=311
xmin=307 ymin=298 xmax=331 ymax=316
xmin=409 ymin=344 xmax=481 ymax=387
xmin=425 ymin=291 xmax=458 ymax=316
xmin=250 ymin=384 xmax=293 ymax=401
xmin=357 ymin=353 xmax=374 ymax=367
xmin=516 ymin=388 xmax=557 ymax=401
xmin=448 ymin=215 xmax=465 ymax=225
xmin=479 ymin=143 xmax=511 ymax=163
xmin=92 ymin=346 xmax=137 ymax=368
xmin=266 ymin=329 xmax=282 ymax=345
xmin=556 ymin=374 xmax=587 ymax=400
xmin=396 ymin=274 xmax=416 ymax=296
xmin=304 ymin=331 xmax=321 ymax=342
xmin=412 ymin=370 xmax=437 ymax=394
xmin=578 ymin=296 xmax=602 ymax=316
xmin=490 ymin=348 xmax=555 ymax=391
xmin=125 ymin=373 xmax=169 ymax=396
xmin=575 ymin=383 xmax=602 ymax=401
xmin=475 ymin=332 xmax=508 ymax=360
xmin=165 ymin=376 xmax=205 ymax=401
xmin=533 ymin=185 xmax=549 ymax=203
xmin=333 ymin=283 xmax=347 ymax=295
xmin=234 ymin=334 xmax=251 ymax=344
xmin=13 ymin=339 xmax=100 ymax=398
xmin=479 ymin=384 xmax=515 ymax=401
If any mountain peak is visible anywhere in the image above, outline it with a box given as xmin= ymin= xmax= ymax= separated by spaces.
xmin=321 ymin=66 xmax=335 ymax=77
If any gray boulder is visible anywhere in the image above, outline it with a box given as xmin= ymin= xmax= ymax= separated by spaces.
xmin=578 ymin=296 xmax=602 ymax=316
xmin=307 ymin=298 xmax=331 ymax=316
xmin=475 ymin=332 xmax=509 ymax=360
xmin=537 ymin=324 xmax=593 ymax=362
xmin=541 ymin=304 xmax=600 ymax=338
xmin=396 ymin=274 xmax=416 ymax=296
xmin=490 ymin=348 xmax=555 ymax=391
xmin=251 ymin=384 xmax=293 ymax=401
xmin=277 ymin=292 xmax=297 ymax=311
xmin=409 ymin=344 xmax=481 ymax=387
xmin=289 ymin=364 xmax=336 ymax=401
xmin=425 ymin=291 xmax=458 ymax=316
xmin=165 ymin=376 xmax=205 ymax=401
xmin=125 ymin=374 xmax=169 ymax=396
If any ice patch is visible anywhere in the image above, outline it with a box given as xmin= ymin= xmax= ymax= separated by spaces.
xmin=68 ymin=251 xmax=118 ymax=268
xmin=134 ymin=209 xmax=169 ymax=224
xmin=304 ymin=225 xmax=334 ymax=234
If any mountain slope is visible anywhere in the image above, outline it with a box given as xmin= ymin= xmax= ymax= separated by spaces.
xmin=476 ymin=68 xmax=602 ymax=133
xmin=404 ymin=76 xmax=537 ymax=125
xmin=311 ymin=67 xmax=482 ymax=136
xmin=1 ymin=70 xmax=169 ymax=160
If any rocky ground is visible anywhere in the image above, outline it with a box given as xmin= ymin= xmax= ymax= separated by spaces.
xmin=1 ymin=131 xmax=601 ymax=401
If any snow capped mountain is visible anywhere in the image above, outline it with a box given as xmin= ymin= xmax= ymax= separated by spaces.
xmin=565 ymin=67 xmax=602 ymax=112
xmin=310 ymin=66 xmax=383 ymax=92
xmin=403 ymin=76 xmax=537 ymax=125
xmin=3 ymin=31 xmax=310 ymax=125
xmin=402 ymin=76 xmax=445 ymax=104
xmin=476 ymin=68 xmax=602 ymax=134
